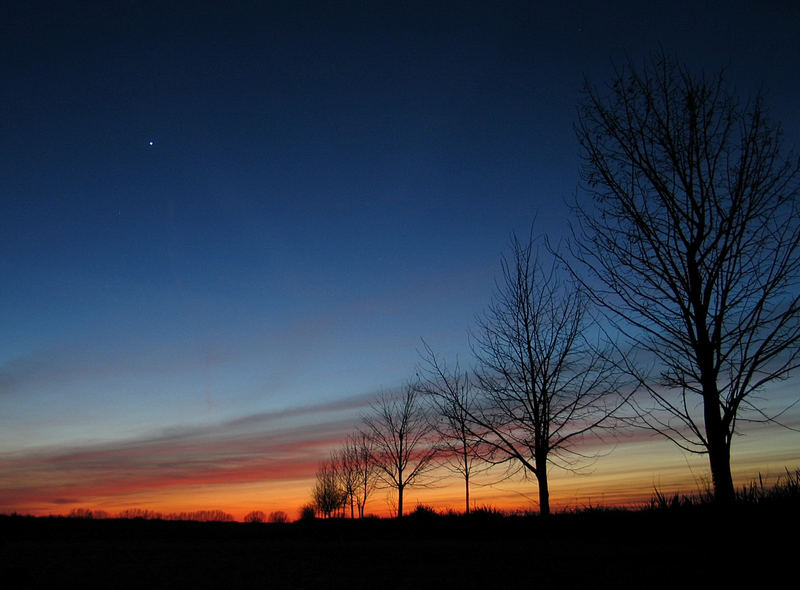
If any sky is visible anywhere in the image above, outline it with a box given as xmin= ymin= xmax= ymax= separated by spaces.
xmin=2 ymin=1 xmax=799 ymax=519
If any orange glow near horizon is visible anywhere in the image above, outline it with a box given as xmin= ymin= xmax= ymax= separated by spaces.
xmin=3 ymin=422 xmax=797 ymax=521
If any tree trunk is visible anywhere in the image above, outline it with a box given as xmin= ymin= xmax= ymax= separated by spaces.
xmin=708 ymin=443 xmax=734 ymax=504
xmin=465 ymin=471 xmax=470 ymax=515
xmin=536 ymin=455 xmax=550 ymax=516
xmin=702 ymin=380 xmax=735 ymax=504
xmin=706 ymin=424 xmax=735 ymax=504
xmin=397 ymin=485 xmax=404 ymax=518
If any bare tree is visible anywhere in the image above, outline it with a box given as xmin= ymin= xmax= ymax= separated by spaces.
xmin=418 ymin=343 xmax=484 ymax=514
xmin=312 ymin=461 xmax=345 ymax=518
xmin=243 ymin=510 xmax=266 ymax=523
xmin=347 ymin=432 xmax=379 ymax=518
xmin=362 ymin=384 xmax=438 ymax=517
xmin=330 ymin=433 xmax=378 ymax=518
xmin=440 ymin=234 xmax=623 ymax=516
xmin=331 ymin=445 xmax=359 ymax=518
xmin=267 ymin=510 xmax=289 ymax=524
xmin=573 ymin=54 xmax=800 ymax=504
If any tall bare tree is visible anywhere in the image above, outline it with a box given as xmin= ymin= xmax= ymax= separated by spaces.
xmin=573 ymin=54 xmax=800 ymax=503
xmin=362 ymin=384 xmax=438 ymax=517
xmin=435 ymin=234 xmax=623 ymax=516
xmin=418 ymin=343 xmax=484 ymax=514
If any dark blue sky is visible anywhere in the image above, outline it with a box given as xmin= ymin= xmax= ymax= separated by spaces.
xmin=1 ymin=1 xmax=799 ymax=513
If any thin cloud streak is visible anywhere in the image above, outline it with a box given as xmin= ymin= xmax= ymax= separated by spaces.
xmin=0 ymin=391 xmax=381 ymax=513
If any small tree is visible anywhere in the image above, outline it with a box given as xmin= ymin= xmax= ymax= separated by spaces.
xmin=68 ymin=508 xmax=95 ymax=519
xmin=331 ymin=444 xmax=359 ymax=518
xmin=573 ymin=53 xmax=800 ymax=503
xmin=334 ymin=432 xmax=378 ymax=518
xmin=298 ymin=504 xmax=317 ymax=521
xmin=363 ymin=384 xmax=438 ymax=517
xmin=353 ymin=432 xmax=379 ymax=518
xmin=267 ymin=510 xmax=289 ymax=524
xmin=119 ymin=508 xmax=162 ymax=520
xmin=243 ymin=510 xmax=266 ymax=523
xmin=312 ymin=461 xmax=346 ymax=518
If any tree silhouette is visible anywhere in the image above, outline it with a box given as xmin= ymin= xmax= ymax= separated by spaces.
xmin=424 ymin=234 xmax=623 ymax=515
xmin=331 ymin=445 xmax=360 ymax=518
xmin=418 ymin=344 xmax=484 ymax=514
xmin=312 ymin=462 xmax=346 ymax=518
xmin=267 ymin=510 xmax=289 ymax=524
xmin=362 ymin=384 xmax=438 ymax=517
xmin=243 ymin=510 xmax=266 ymax=523
xmin=338 ymin=432 xmax=378 ymax=518
xmin=573 ymin=53 xmax=800 ymax=503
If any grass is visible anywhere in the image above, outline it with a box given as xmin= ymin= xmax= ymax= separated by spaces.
xmin=648 ymin=468 xmax=800 ymax=510
xmin=737 ymin=468 xmax=800 ymax=504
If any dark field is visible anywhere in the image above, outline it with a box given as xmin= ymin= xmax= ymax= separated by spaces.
xmin=1 ymin=506 xmax=794 ymax=589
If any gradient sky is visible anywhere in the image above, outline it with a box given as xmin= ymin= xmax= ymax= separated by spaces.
xmin=2 ymin=1 xmax=799 ymax=519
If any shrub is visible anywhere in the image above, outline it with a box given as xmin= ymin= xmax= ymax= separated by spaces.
xmin=268 ymin=510 xmax=289 ymax=524
xmin=469 ymin=505 xmax=505 ymax=518
xmin=411 ymin=504 xmax=438 ymax=518
xmin=67 ymin=508 xmax=95 ymax=519
xmin=243 ymin=510 xmax=266 ymax=523
xmin=119 ymin=508 xmax=163 ymax=520
xmin=299 ymin=504 xmax=316 ymax=521
xmin=165 ymin=510 xmax=234 ymax=522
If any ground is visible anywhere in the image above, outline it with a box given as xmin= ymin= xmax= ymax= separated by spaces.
xmin=1 ymin=505 xmax=794 ymax=589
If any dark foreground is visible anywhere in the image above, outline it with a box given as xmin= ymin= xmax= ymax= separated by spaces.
xmin=1 ymin=505 xmax=795 ymax=589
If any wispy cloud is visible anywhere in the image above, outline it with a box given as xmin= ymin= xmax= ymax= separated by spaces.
xmin=0 ymin=391 xmax=380 ymax=512
xmin=0 ymin=341 xmax=219 ymax=397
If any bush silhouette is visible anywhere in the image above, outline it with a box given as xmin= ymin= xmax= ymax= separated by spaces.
xmin=243 ymin=510 xmax=266 ymax=523
xmin=268 ymin=511 xmax=289 ymax=523
xmin=299 ymin=504 xmax=316 ymax=521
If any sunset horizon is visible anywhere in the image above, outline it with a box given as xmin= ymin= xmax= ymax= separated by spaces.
xmin=3 ymin=385 xmax=797 ymax=521
xmin=2 ymin=1 xmax=799 ymax=530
